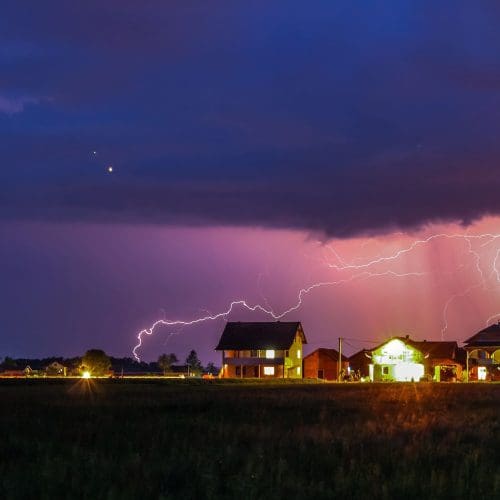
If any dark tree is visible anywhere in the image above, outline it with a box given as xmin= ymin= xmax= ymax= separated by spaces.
xmin=157 ymin=353 xmax=178 ymax=375
xmin=205 ymin=362 xmax=218 ymax=375
xmin=0 ymin=357 xmax=17 ymax=369
xmin=81 ymin=349 xmax=111 ymax=376
xmin=185 ymin=350 xmax=203 ymax=375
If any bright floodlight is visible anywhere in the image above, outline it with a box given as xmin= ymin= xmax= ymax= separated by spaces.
xmin=82 ymin=371 xmax=91 ymax=379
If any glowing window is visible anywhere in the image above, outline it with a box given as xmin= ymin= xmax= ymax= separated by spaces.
xmin=478 ymin=366 xmax=487 ymax=381
xmin=265 ymin=350 xmax=275 ymax=359
xmin=297 ymin=349 xmax=301 ymax=359
xmin=296 ymin=367 xmax=301 ymax=375
xmin=263 ymin=366 xmax=275 ymax=376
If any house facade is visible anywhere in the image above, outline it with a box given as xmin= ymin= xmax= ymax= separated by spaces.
xmin=303 ymin=348 xmax=349 ymax=380
xmin=368 ymin=336 xmax=464 ymax=382
xmin=216 ymin=322 xmax=306 ymax=379
xmin=463 ymin=323 xmax=500 ymax=381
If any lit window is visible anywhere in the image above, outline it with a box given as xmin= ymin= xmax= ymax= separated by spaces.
xmin=296 ymin=367 xmax=301 ymax=375
xmin=478 ymin=366 xmax=487 ymax=381
xmin=265 ymin=350 xmax=275 ymax=359
xmin=297 ymin=349 xmax=301 ymax=359
xmin=263 ymin=366 xmax=275 ymax=376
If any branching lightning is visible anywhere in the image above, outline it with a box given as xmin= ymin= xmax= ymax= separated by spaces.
xmin=133 ymin=231 xmax=500 ymax=360
xmin=133 ymin=270 xmax=425 ymax=360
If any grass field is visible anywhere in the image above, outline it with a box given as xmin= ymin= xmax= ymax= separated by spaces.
xmin=1 ymin=380 xmax=499 ymax=499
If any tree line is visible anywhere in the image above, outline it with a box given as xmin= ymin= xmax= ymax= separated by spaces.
xmin=0 ymin=349 xmax=219 ymax=377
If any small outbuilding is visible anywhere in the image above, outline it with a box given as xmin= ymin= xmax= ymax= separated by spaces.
xmin=303 ymin=348 xmax=349 ymax=380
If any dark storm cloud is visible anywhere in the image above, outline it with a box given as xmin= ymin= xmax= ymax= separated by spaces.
xmin=2 ymin=1 xmax=500 ymax=236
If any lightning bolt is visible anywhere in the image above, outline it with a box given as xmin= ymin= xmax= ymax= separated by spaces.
xmin=133 ymin=270 xmax=425 ymax=360
xmin=133 ymin=231 xmax=500 ymax=360
xmin=326 ymin=233 xmax=497 ymax=272
xmin=324 ymin=233 xmax=500 ymax=340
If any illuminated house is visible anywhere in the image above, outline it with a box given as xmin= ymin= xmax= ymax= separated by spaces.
xmin=369 ymin=336 xmax=464 ymax=382
xmin=216 ymin=322 xmax=306 ymax=378
xmin=463 ymin=323 xmax=500 ymax=381
xmin=303 ymin=348 xmax=349 ymax=380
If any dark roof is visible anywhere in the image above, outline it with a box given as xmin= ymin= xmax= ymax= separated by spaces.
xmin=304 ymin=348 xmax=348 ymax=362
xmin=215 ymin=322 xmax=306 ymax=350
xmin=372 ymin=337 xmax=459 ymax=360
xmin=409 ymin=340 xmax=458 ymax=359
xmin=348 ymin=349 xmax=371 ymax=361
xmin=464 ymin=323 xmax=500 ymax=347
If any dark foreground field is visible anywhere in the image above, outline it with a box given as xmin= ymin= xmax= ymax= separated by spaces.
xmin=1 ymin=380 xmax=499 ymax=499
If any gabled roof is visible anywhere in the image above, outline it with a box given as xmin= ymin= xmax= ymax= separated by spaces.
xmin=409 ymin=340 xmax=458 ymax=360
xmin=348 ymin=349 xmax=371 ymax=361
xmin=215 ymin=322 xmax=306 ymax=350
xmin=464 ymin=323 xmax=500 ymax=347
xmin=46 ymin=361 xmax=66 ymax=369
xmin=304 ymin=348 xmax=348 ymax=362
xmin=371 ymin=336 xmax=459 ymax=360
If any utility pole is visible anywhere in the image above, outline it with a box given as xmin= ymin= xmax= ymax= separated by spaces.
xmin=338 ymin=337 xmax=343 ymax=382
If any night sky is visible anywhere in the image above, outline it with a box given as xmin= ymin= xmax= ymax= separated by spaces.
xmin=2 ymin=2 xmax=500 ymax=363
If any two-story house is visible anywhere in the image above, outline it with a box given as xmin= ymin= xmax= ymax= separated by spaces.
xmin=463 ymin=322 xmax=500 ymax=381
xmin=215 ymin=321 xmax=307 ymax=379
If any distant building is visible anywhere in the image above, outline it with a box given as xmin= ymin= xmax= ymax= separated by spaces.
xmin=463 ymin=323 xmax=500 ymax=381
xmin=303 ymin=348 xmax=349 ymax=380
xmin=0 ymin=365 xmax=38 ymax=377
xmin=45 ymin=361 xmax=67 ymax=376
xmin=215 ymin=322 xmax=307 ymax=379
xmin=368 ymin=336 xmax=464 ymax=382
